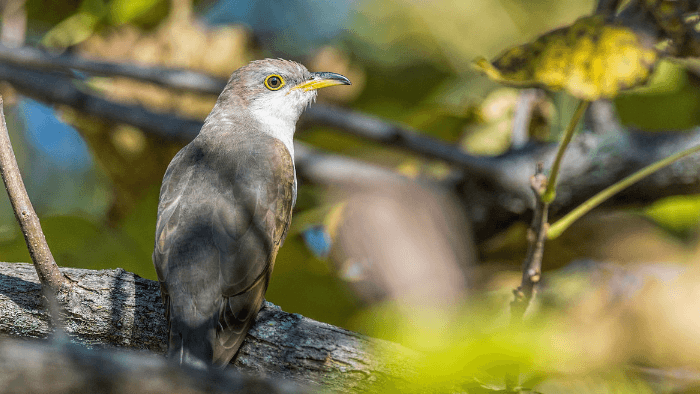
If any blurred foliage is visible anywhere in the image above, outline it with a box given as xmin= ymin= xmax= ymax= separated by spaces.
xmin=617 ymin=0 xmax=700 ymax=59
xmin=615 ymin=60 xmax=700 ymax=130
xmin=6 ymin=0 xmax=700 ymax=392
xmin=643 ymin=194 xmax=700 ymax=238
xmin=350 ymin=264 xmax=677 ymax=393
xmin=38 ymin=0 xmax=170 ymax=47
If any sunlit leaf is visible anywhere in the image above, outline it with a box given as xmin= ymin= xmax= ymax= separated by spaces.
xmin=474 ymin=15 xmax=658 ymax=100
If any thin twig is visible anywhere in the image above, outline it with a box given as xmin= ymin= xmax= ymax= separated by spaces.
xmin=0 ymin=96 xmax=66 ymax=292
xmin=511 ymin=163 xmax=549 ymax=321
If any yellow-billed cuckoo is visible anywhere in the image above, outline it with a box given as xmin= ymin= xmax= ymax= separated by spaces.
xmin=153 ymin=59 xmax=350 ymax=368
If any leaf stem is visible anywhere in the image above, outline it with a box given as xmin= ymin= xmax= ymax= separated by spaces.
xmin=548 ymin=142 xmax=700 ymax=239
xmin=541 ymin=100 xmax=589 ymax=203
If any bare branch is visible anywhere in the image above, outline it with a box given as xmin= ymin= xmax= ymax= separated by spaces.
xmin=0 ymin=97 xmax=66 ymax=292
xmin=0 ymin=63 xmax=202 ymax=141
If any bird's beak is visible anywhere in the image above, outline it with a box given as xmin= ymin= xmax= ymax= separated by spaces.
xmin=291 ymin=72 xmax=352 ymax=92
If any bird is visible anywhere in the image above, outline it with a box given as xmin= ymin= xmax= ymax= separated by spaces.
xmin=152 ymin=59 xmax=350 ymax=368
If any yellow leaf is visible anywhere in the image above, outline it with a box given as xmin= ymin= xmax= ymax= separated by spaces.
xmin=474 ymin=15 xmax=658 ymax=100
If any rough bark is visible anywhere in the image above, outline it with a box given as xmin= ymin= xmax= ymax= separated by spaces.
xmin=0 ymin=262 xmax=420 ymax=393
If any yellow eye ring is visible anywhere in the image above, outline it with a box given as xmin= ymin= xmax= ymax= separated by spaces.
xmin=264 ymin=74 xmax=285 ymax=90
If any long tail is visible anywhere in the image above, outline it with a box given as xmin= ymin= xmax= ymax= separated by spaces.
xmin=165 ymin=295 xmax=218 ymax=370
xmin=164 ymin=278 xmax=267 ymax=369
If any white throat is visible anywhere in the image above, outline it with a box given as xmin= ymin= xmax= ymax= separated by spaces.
xmin=248 ymin=93 xmax=309 ymax=162
xmin=251 ymin=109 xmax=296 ymax=159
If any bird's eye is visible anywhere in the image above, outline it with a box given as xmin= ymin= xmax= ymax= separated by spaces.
xmin=264 ymin=75 xmax=285 ymax=91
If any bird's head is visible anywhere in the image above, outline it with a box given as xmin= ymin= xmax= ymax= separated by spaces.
xmin=226 ymin=59 xmax=349 ymax=122
xmin=209 ymin=59 xmax=350 ymax=152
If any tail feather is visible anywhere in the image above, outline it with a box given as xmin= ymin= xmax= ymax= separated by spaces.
xmin=167 ymin=313 xmax=217 ymax=370
xmin=164 ymin=278 xmax=268 ymax=368
xmin=212 ymin=279 xmax=267 ymax=366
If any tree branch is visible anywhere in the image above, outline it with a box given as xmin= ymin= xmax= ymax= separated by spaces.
xmin=294 ymin=142 xmax=419 ymax=189
xmin=0 ymin=262 xmax=421 ymax=393
xmin=301 ymin=105 xmax=498 ymax=178
xmin=467 ymin=100 xmax=700 ymax=240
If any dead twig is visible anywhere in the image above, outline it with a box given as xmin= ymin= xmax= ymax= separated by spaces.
xmin=511 ymin=163 xmax=549 ymax=321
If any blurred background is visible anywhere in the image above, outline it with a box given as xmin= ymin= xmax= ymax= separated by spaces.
xmin=5 ymin=0 xmax=700 ymax=391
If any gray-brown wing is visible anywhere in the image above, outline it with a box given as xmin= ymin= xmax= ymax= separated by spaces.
xmin=153 ymin=136 xmax=295 ymax=367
